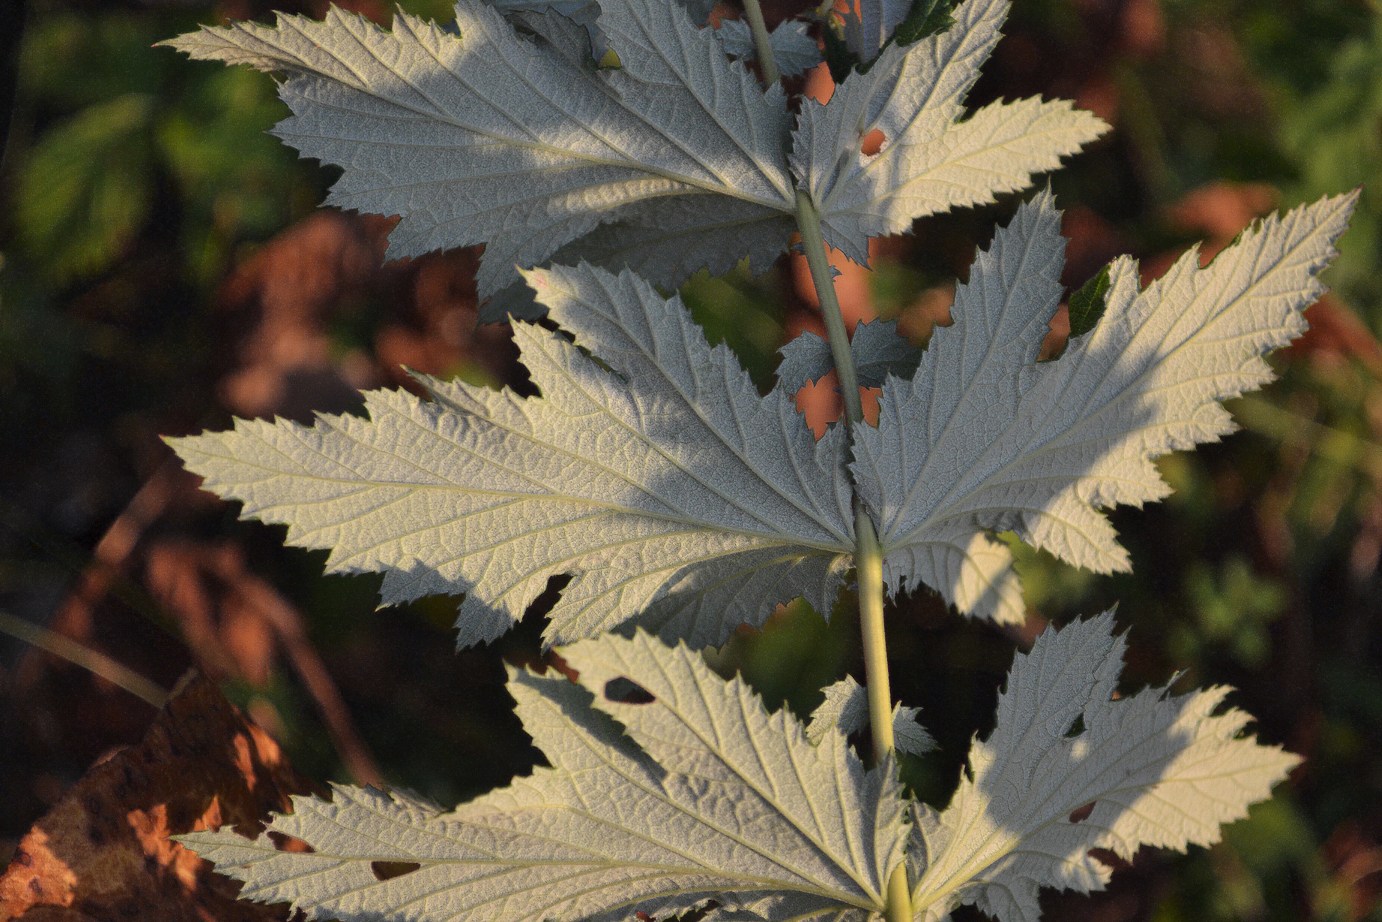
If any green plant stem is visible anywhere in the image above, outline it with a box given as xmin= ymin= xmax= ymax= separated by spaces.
xmin=795 ymin=191 xmax=914 ymax=922
xmin=795 ymin=190 xmax=866 ymax=425
xmin=743 ymin=15 xmax=911 ymax=921
xmin=741 ymin=0 xmax=781 ymax=86
xmin=794 ymin=192 xmax=892 ymax=751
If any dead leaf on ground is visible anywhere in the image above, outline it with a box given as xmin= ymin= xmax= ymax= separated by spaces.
xmin=0 ymin=674 xmax=318 ymax=922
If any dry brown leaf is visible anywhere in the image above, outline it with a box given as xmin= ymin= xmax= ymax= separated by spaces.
xmin=216 ymin=211 xmax=390 ymax=421
xmin=1164 ymin=182 xmax=1279 ymax=242
xmin=0 ymin=674 xmax=318 ymax=921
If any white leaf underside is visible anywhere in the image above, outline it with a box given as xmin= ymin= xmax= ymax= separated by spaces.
xmin=171 ymin=189 xmax=1352 ymax=646
xmin=717 ymin=18 xmax=824 ymax=78
xmin=180 ymin=620 xmax=1299 ymax=922
xmin=170 ymin=263 xmax=855 ymax=649
xmin=777 ymin=319 xmax=922 ymax=393
xmin=806 ymin=675 xmax=938 ymax=757
xmin=909 ymin=612 xmax=1300 ymax=921
xmin=179 ymin=631 xmax=908 ymax=922
xmin=163 ymin=0 xmax=1107 ymax=306
xmin=795 ymin=0 xmax=1110 ymax=264
xmin=852 ymin=189 xmax=1357 ymax=625
xmin=161 ymin=0 xmax=796 ymax=301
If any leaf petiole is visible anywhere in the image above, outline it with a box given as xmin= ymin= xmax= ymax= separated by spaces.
xmin=741 ymin=0 xmax=781 ymax=86
xmin=793 ymin=154 xmax=915 ymax=922
xmin=741 ymin=6 xmax=912 ymax=914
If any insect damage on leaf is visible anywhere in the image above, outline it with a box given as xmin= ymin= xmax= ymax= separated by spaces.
xmin=794 ymin=0 xmax=1110 ymax=265
xmin=178 ymin=632 xmax=909 ymax=922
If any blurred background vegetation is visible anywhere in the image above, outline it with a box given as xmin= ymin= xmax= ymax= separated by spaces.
xmin=0 ymin=0 xmax=1379 ymax=919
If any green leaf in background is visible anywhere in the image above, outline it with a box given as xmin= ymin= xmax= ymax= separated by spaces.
xmin=156 ymin=66 xmax=308 ymax=283
xmin=1274 ymin=19 xmax=1382 ymax=324
xmin=17 ymin=12 xmax=165 ymax=109
xmin=16 ymin=94 xmax=154 ymax=281
xmin=1066 ymin=264 xmax=1111 ymax=338
xmin=1180 ymin=556 xmax=1286 ymax=669
xmin=893 ymin=0 xmax=959 ymax=47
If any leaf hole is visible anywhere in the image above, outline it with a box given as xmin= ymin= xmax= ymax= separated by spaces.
xmin=860 ymin=128 xmax=886 ymax=156
xmin=1068 ymin=801 xmax=1095 ymax=824
xmin=267 ymin=831 xmax=314 ymax=853
xmin=1064 ymin=714 xmax=1087 ymax=737
xmin=371 ymin=860 xmax=422 ymax=881
xmin=604 ymin=677 xmax=655 ymax=704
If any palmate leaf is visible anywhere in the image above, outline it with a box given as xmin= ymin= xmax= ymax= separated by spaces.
xmin=161 ymin=0 xmax=798 ymax=306
xmin=172 ymin=192 xmax=1351 ymax=646
xmin=795 ymin=0 xmax=1109 ymax=264
xmin=909 ymin=612 xmax=1300 ymax=921
xmin=852 ymin=190 xmax=1356 ymax=624
xmin=163 ymin=0 xmax=1104 ymax=313
xmin=179 ymin=631 xmax=908 ymax=922
xmin=180 ymin=619 xmax=1296 ymax=922
xmin=169 ymin=263 xmax=855 ymax=649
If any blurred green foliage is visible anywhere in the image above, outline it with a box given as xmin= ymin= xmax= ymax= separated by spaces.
xmin=12 ymin=10 xmax=313 ymax=285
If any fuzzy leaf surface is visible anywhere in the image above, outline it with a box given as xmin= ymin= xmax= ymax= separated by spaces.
xmin=852 ymin=190 xmax=1355 ymax=623
xmin=170 ymin=263 xmax=855 ymax=648
xmin=793 ymin=0 xmax=1109 ymax=263
xmin=717 ymin=19 xmax=823 ymax=77
xmin=806 ymin=676 xmax=937 ymax=756
xmin=498 ymin=1 xmax=821 ymax=77
xmin=161 ymin=0 xmax=797 ymax=301
xmin=909 ymin=612 xmax=1300 ymax=921
xmin=179 ymin=631 xmax=908 ymax=922
xmin=777 ymin=319 xmax=922 ymax=392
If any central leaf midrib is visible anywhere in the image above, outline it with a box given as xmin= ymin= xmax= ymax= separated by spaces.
xmin=519 ymin=692 xmax=882 ymax=909
xmin=199 ymin=445 xmax=849 ymax=554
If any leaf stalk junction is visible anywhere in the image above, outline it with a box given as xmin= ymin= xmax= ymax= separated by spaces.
xmin=746 ymin=5 xmax=912 ymax=919
xmin=795 ymin=172 xmax=914 ymax=922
